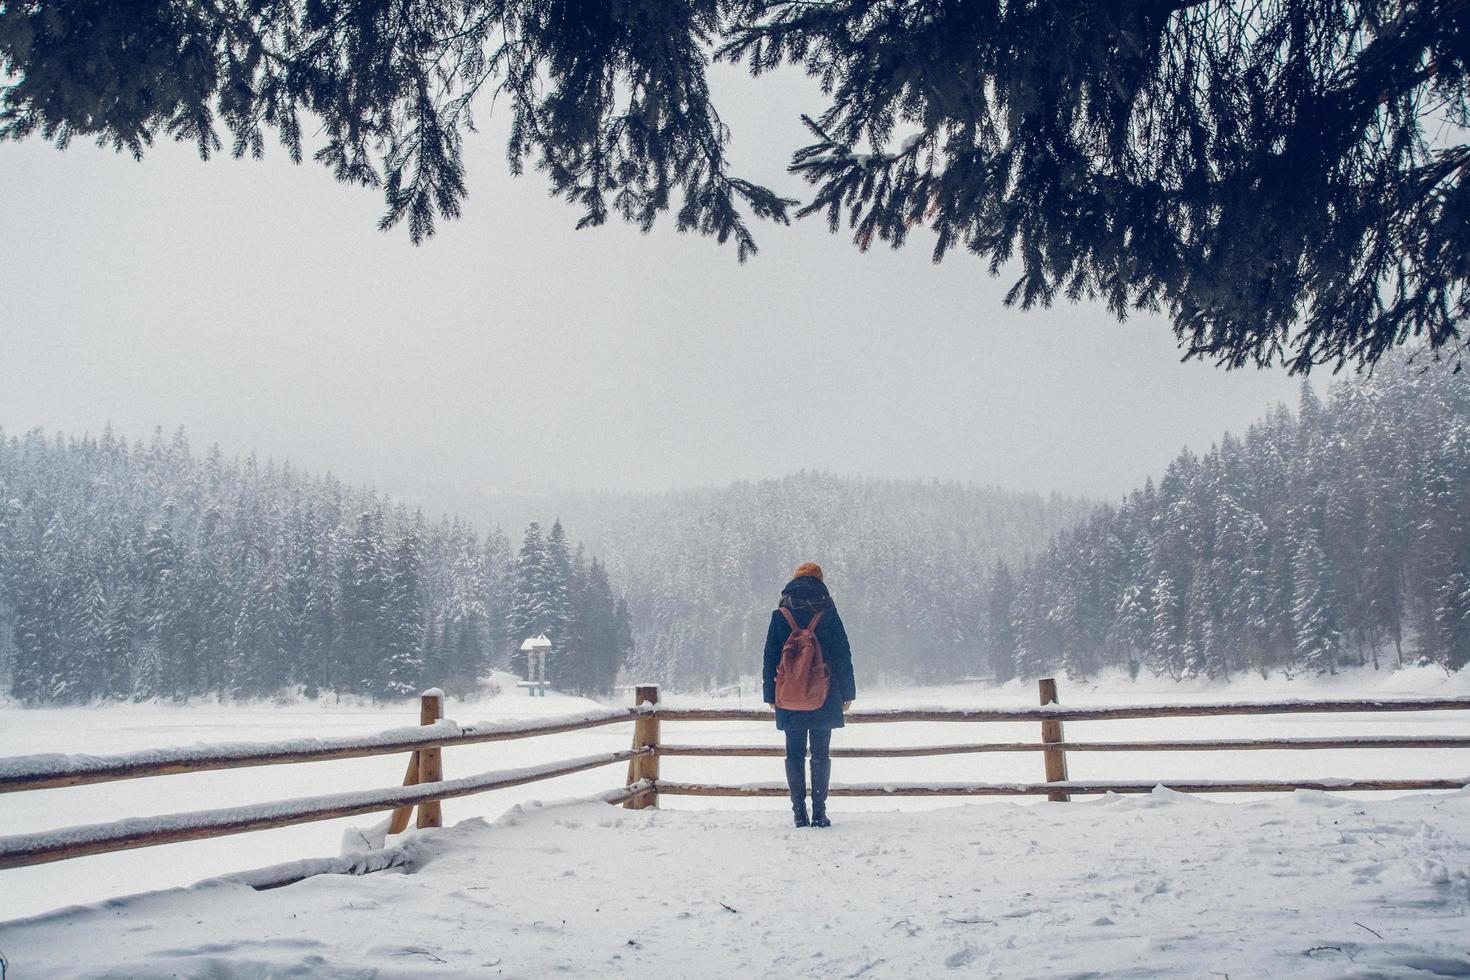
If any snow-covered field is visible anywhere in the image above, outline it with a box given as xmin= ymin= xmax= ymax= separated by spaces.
xmin=2 ymin=667 xmax=1468 ymax=976
xmin=6 ymin=786 xmax=1470 ymax=977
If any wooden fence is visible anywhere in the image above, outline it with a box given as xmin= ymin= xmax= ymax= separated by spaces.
xmin=1 ymin=680 xmax=1467 ymax=876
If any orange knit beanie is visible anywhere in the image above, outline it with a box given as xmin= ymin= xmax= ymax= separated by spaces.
xmin=793 ymin=562 xmax=824 ymax=581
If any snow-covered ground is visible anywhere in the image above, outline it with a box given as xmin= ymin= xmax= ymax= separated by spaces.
xmin=5 ymin=787 xmax=1470 ymax=977
xmin=2 ymin=666 xmax=1468 ymax=975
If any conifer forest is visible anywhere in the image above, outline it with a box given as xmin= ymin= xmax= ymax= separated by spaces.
xmin=0 ymin=354 xmax=1465 ymax=704
xmin=0 ymin=431 xmax=630 ymax=703
xmin=992 ymin=355 xmax=1470 ymax=682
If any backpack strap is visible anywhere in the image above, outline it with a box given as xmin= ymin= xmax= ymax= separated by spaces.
xmin=778 ymin=607 xmax=824 ymax=632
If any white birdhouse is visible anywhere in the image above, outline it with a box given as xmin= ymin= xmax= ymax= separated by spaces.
xmin=519 ymin=634 xmax=553 ymax=696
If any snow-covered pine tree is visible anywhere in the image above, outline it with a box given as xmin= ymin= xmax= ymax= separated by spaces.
xmin=98 ymin=576 xmax=136 ymax=699
xmin=480 ymin=526 xmax=515 ymax=671
xmin=231 ymin=548 xmax=293 ymax=697
xmin=297 ymin=521 xmax=339 ymax=698
xmin=337 ymin=510 xmax=389 ymax=694
xmin=380 ymin=526 xmax=425 ymax=697
xmin=0 ymin=489 xmax=14 ymax=691
xmin=10 ymin=519 xmax=57 ymax=702
xmin=1148 ymin=571 xmax=1184 ymax=679
xmin=506 ymin=522 xmax=548 ymax=677
xmin=1291 ymin=526 xmax=1340 ymax=675
xmin=435 ymin=522 xmax=490 ymax=695
xmin=985 ymin=560 xmax=1019 ymax=685
xmin=1109 ymin=583 xmax=1150 ymax=678
xmin=554 ymin=545 xmax=590 ymax=693
xmin=543 ymin=518 xmax=573 ymax=644
xmin=506 ymin=520 xmax=576 ymax=682
xmin=68 ymin=559 xmax=108 ymax=698
xmin=1012 ymin=561 xmax=1052 ymax=681
xmin=560 ymin=555 xmax=628 ymax=695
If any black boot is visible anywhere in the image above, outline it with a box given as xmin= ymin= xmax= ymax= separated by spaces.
xmin=810 ymin=756 xmax=832 ymax=827
xmin=785 ymin=757 xmax=809 ymax=827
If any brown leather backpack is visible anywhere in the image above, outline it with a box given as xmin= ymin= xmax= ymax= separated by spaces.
xmin=774 ymin=607 xmax=830 ymax=710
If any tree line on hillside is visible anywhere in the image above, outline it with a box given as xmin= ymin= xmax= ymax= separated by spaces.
xmin=0 ymin=428 xmax=631 ymax=703
xmin=986 ymin=356 xmax=1470 ymax=681
xmin=5 ymin=351 xmax=1463 ymax=703
xmin=513 ymin=475 xmax=1093 ymax=690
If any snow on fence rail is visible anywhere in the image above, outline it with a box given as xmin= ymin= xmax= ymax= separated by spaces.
xmin=0 ymin=754 xmax=654 ymax=870
xmin=655 ymin=697 xmax=1470 ymax=723
xmin=0 ymin=706 xmax=641 ymax=793
xmin=658 ymin=778 xmax=1470 ymax=797
xmin=657 ymin=735 xmax=1470 ymax=757
xmin=1 ymin=681 xmax=1467 ymax=877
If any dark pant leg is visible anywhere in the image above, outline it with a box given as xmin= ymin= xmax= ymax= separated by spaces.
xmin=808 ymin=727 xmax=831 ymax=763
xmin=784 ymin=728 xmax=809 ymax=812
xmin=809 ymin=728 xmax=832 ymax=818
xmin=785 ymin=727 xmax=810 ymax=762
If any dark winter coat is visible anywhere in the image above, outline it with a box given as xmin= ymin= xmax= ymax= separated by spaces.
xmin=762 ymin=576 xmax=857 ymax=731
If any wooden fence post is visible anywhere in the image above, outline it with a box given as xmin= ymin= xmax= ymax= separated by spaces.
xmin=386 ymin=750 xmax=420 ymax=835
xmin=625 ymin=685 xmax=660 ymax=809
xmin=416 ymin=688 xmax=445 ymax=828
xmin=1039 ymin=677 xmax=1070 ymax=802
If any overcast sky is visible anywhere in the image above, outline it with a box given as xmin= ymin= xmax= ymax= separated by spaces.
xmin=0 ymin=65 xmax=1299 ymax=510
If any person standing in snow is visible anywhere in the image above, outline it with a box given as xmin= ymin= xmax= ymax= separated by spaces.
xmin=762 ymin=562 xmax=857 ymax=828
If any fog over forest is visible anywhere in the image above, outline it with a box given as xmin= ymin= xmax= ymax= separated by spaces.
xmin=2 ymin=351 xmax=1464 ymax=702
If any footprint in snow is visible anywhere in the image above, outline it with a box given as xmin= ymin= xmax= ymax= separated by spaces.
xmin=1377 ymin=954 xmax=1470 ymax=976
xmin=1415 ymin=859 xmax=1454 ymax=885
xmin=945 ymin=945 xmax=985 ymax=968
xmin=1350 ymin=863 xmax=1384 ymax=884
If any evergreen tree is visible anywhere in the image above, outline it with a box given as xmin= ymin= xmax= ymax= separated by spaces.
xmin=441 ymin=524 xmax=491 ymax=693
xmin=507 ymin=521 xmax=573 ymax=677
xmin=1437 ymin=571 xmax=1470 ymax=673
xmin=380 ymin=528 xmax=425 ymax=697
xmin=506 ymin=522 xmax=548 ymax=675
xmin=232 ymin=550 xmax=293 ymax=696
xmin=337 ymin=511 xmax=389 ymax=694
xmin=1292 ymin=528 xmax=1340 ymax=675
xmin=543 ymin=519 xmax=573 ymax=643
xmin=10 ymin=530 xmax=56 ymax=702
xmin=555 ymin=546 xmax=591 ymax=693
xmin=985 ymin=561 xmax=1019 ymax=685
xmin=100 ymin=582 xmax=137 ymax=700
xmin=1148 ymin=572 xmax=1184 ymax=680
xmin=1012 ymin=563 xmax=1051 ymax=681
xmin=10 ymin=2 xmax=1466 ymax=370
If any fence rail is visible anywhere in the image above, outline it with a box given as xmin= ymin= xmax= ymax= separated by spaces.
xmin=0 ymin=752 xmax=653 ymax=870
xmin=655 ymin=697 xmax=1470 ymax=724
xmin=0 ymin=707 xmax=640 ymax=794
xmin=656 ymin=735 xmax=1470 ymax=757
xmin=1 ymin=679 xmax=1465 ymax=878
xmin=657 ymin=777 xmax=1468 ymax=797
